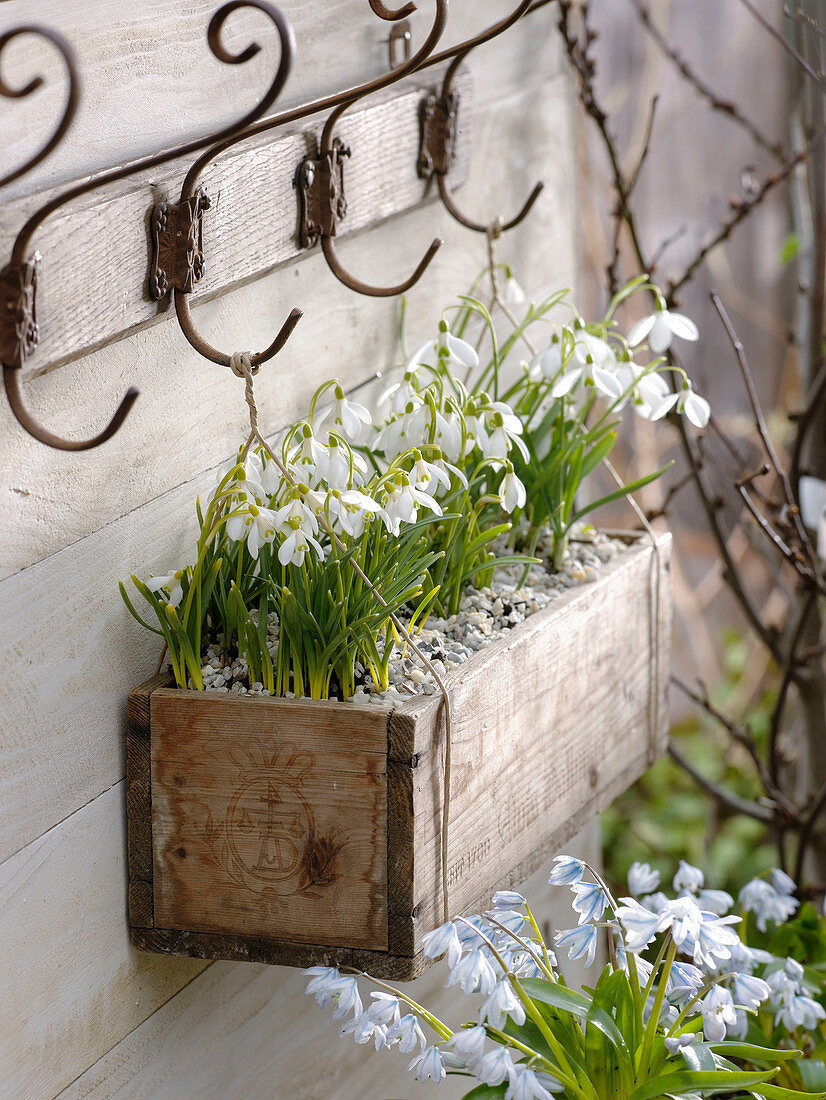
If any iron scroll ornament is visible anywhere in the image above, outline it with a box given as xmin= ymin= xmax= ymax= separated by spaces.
xmin=0 ymin=2 xmax=294 ymax=450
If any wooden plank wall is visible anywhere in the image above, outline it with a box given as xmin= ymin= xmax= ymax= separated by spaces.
xmin=0 ymin=1 xmax=586 ymax=1096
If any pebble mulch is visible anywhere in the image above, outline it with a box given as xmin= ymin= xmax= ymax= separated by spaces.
xmin=198 ymin=527 xmax=626 ymax=703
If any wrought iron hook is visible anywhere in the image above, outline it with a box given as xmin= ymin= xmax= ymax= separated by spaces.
xmin=3 ymin=3 xmax=293 ymax=451
xmin=0 ymin=25 xmax=79 ymax=190
xmin=174 ymin=294 xmax=303 ymax=370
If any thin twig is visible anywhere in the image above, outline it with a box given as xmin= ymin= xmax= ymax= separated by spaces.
xmin=738 ymin=0 xmax=824 ymax=87
xmin=667 ymin=740 xmax=774 ymax=823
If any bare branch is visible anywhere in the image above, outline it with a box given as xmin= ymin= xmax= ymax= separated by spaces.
xmin=667 ymin=740 xmax=774 ymax=823
xmin=738 ymin=0 xmax=824 ymax=87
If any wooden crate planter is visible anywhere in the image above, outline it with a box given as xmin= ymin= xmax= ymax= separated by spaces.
xmin=128 ymin=533 xmax=671 ymax=980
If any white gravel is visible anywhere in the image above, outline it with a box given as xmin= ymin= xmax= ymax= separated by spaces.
xmin=197 ymin=526 xmax=625 ymax=702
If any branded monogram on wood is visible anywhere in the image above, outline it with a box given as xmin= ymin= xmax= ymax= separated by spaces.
xmin=200 ymin=740 xmax=343 ymax=899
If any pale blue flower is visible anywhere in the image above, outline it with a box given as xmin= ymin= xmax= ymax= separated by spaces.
xmin=739 ymin=878 xmax=799 ymax=932
xmin=555 ymin=923 xmax=598 ymax=967
xmin=701 ymin=986 xmax=738 ymax=1042
xmin=447 ymin=947 xmax=498 ymax=996
xmin=663 ymin=895 xmax=704 ymax=949
xmin=302 ymin=965 xmax=339 ymax=1002
xmin=491 ymin=890 xmax=527 ymax=910
xmin=697 ymin=888 xmax=734 ymax=915
xmin=327 ymin=975 xmax=362 ymax=1020
xmin=673 ymin=859 xmax=705 ymax=894
xmin=627 ymin=861 xmax=660 ymax=896
xmin=408 ymin=1045 xmax=448 ymax=1084
xmin=421 ymin=920 xmax=463 ymax=968
xmin=771 ymin=868 xmax=797 ymax=896
xmin=477 ymin=1046 xmax=517 ymax=1086
xmin=480 ymin=978 xmax=526 ymax=1029
xmin=616 ymin=897 xmax=666 ymax=953
xmin=456 ymin=914 xmax=489 ymax=949
xmin=664 ymin=1033 xmax=695 ymax=1056
xmin=387 ymin=1013 xmax=426 ymax=1053
xmin=507 ymin=1066 xmax=560 ymax=1099
xmin=491 ymin=908 xmax=528 ymax=934
xmin=732 ymin=972 xmax=770 ymax=1011
xmin=690 ymin=914 xmax=741 ymax=970
xmin=571 ymin=880 xmax=607 ymax=925
xmin=367 ymin=991 xmax=401 ymax=1026
xmin=668 ymin=960 xmax=704 ymax=1003
xmin=548 ymin=855 xmax=586 ymax=886
xmin=339 ymin=1010 xmax=390 ymax=1051
xmin=446 ymin=1024 xmax=487 ymax=1069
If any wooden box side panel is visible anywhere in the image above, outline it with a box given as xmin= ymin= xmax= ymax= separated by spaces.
xmin=126 ymin=675 xmax=169 ymax=929
xmin=407 ymin=535 xmax=672 ymax=945
xmin=149 ymin=693 xmax=390 ymax=952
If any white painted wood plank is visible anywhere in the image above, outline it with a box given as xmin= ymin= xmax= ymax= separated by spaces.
xmin=0 ymin=784 xmax=208 ymax=1100
xmin=1 ymin=0 xmax=564 ymax=199
xmin=57 ymin=828 xmax=600 ymax=1100
xmin=0 ymin=75 xmax=472 ymax=382
xmin=0 ymin=76 xmax=576 ymax=581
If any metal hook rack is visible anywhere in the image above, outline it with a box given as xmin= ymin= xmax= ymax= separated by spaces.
xmin=1 ymin=0 xmax=550 ymax=451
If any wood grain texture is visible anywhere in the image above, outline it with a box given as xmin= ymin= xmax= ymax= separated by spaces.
xmin=0 ymin=783 xmax=209 ymax=1100
xmin=149 ymin=690 xmax=388 ymax=948
xmin=127 ymin=538 xmax=670 ymax=979
xmin=402 ymin=534 xmax=673 ymax=946
xmin=0 ymin=76 xmax=471 ymax=383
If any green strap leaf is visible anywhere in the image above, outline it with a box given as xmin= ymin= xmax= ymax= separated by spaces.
xmin=629 ymin=1069 xmax=776 ymax=1100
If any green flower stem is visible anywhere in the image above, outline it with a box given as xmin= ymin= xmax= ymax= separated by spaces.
xmin=638 ymin=938 xmax=677 ymax=1079
xmin=524 ymin=902 xmax=556 ymax=978
xmin=353 ymin=972 xmax=452 ymax=1041
xmin=482 ymin=1025 xmax=559 ymax=1076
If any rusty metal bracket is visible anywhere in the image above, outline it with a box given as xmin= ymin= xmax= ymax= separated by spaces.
xmin=296 ymin=138 xmax=351 ymax=249
xmin=0 ymin=253 xmax=41 ymax=371
xmin=149 ymin=187 xmax=211 ymax=300
xmin=418 ymin=90 xmax=460 ymax=180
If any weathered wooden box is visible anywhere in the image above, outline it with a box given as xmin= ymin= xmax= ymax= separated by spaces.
xmin=127 ymin=534 xmax=671 ymax=979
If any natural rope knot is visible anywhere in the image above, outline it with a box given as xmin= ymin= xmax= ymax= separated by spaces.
xmin=486 ymin=218 xmax=503 ymax=242
xmin=229 ymin=351 xmax=255 ymax=379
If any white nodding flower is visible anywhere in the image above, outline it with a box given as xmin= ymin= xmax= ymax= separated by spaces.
xmin=315 ymin=382 xmax=372 ymax=441
xmin=739 ymin=878 xmax=799 ymax=932
xmin=274 ymin=492 xmax=319 ymax=537
xmin=230 ymin=502 xmax=278 ymax=560
xmin=327 ymin=975 xmax=363 ymax=1020
xmin=628 ymin=307 xmax=699 ymax=353
xmin=302 ymin=965 xmax=340 ymax=1006
xmin=503 ymin=272 xmax=526 ymax=307
xmin=438 ymin=318 xmax=479 ymax=372
xmin=479 ymin=978 xmax=526 ymax=1029
xmin=700 ymin=986 xmax=738 ymax=1042
xmin=489 ymin=908 xmax=527 ymax=935
xmin=673 ymin=860 xmax=705 ymax=894
xmin=381 ymin=474 xmax=442 ymax=536
xmin=447 ymin=1025 xmax=487 ymax=1069
xmin=668 ymin=960 xmax=704 ymax=1003
xmin=277 ymin=519 xmax=325 ymax=567
xmin=291 ymin=425 xmax=329 ymax=484
xmin=379 ymin=366 xmax=422 ymax=416
xmin=412 ymin=450 xmax=452 ymax=496
xmin=507 ymin=1065 xmax=560 ymax=1100
xmin=697 ymin=888 xmax=734 ymax=915
xmin=615 ymin=363 xmax=672 ymax=418
xmin=732 ymin=972 xmax=770 ymax=1012
xmin=662 ymin=895 xmax=704 ymax=950
xmin=649 ymin=378 xmax=711 ymax=428
xmin=421 ymin=921 xmax=463 ymax=969
xmin=548 ymin=855 xmax=586 ymax=886
xmin=333 ymin=489 xmax=383 ymax=539
xmin=386 ymin=1013 xmax=426 ymax=1053
xmin=456 ymin=914 xmax=489 ymax=949
xmin=480 ymin=406 xmax=529 ymax=463
xmin=447 ymin=946 xmax=498 ymax=996
xmin=145 ymin=569 xmax=186 ymax=608
xmin=324 ymin=434 xmax=368 ymax=491
xmin=616 ymin=897 xmax=668 ymax=953
xmin=690 ymin=913 xmax=742 ymax=970
xmin=408 ymin=1045 xmax=448 ymax=1084
xmin=571 ymin=880 xmax=608 ymax=925
xmin=538 ymin=332 xmax=564 ymax=380
xmin=499 ymin=465 xmax=527 ymax=514
xmin=491 ymin=890 xmax=527 ymax=911
xmin=433 ymin=403 xmax=464 ymax=462
xmin=555 ymin=923 xmax=598 ymax=968
xmin=771 ymin=868 xmax=797 ymax=897
xmin=367 ymin=991 xmax=401 ymax=1027
xmin=377 ymin=397 xmax=426 ymax=459
xmin=477 ymin=1047 xmax=517 ymax=1087
xmin=339 ymin=1011 xmax=389 ymax=1051
xmin=627 ymin=861 xmax=660 ymax=897
xmin=551 ymin=352 xmax=624 ymax=402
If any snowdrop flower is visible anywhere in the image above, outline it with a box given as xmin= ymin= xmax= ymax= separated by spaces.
xmin=555 ymin=923 xmax=598 ymax=968
xmin=432 ymin=398 xmax=465 ymax=462
xmin=739 ymin=877 xmax=799 ymax=932
xmin=538 ymin=332 xmax=564 ymax=380
xmin=649 ymin=378 xmax=711 ymax=428
xmin=380 ymin=474 xmax=442 ymax=536
xmin=732 ymin=972 xmax=770 ymax=1012
xmin=386 ymin=1013 xmax=426 ymax=1053
xmin=548 ymin=855 xmax=586 ymax=886
xmin=701 ymin=986 xmax=738 ymax=1042
xmin=274 ymin=492 xmax=319 ymax=537
xmin=421 ymin=920 xmax=463 ymax=969
xmin=480 ymin=978 xmax=526 ymax=1029
xmin=447 ymin=946 xmax=498 ymax=996
xmin=332 ymin=489 xmax=383 ymax=538
xmin=408 ymin=1045 xmax=449 ymax=1084
xmin=238 ymin=503 xmax=278 ymax=559
xmin=291 ymin=425 xmax=329 ymax=484
xmin=615 ymin=362 xmax=671 ymax=418
xmin=628 ymin=307 xmax=699 ymax=353
xmin=411 ymin=450 xmax=452 ymax=496
xmin=477 ymin=1047 xmax=517 ymax=1087
xmin=498 ymin=463 xmax=527 ymax=514
xmin=507 ymin=1066 xmax=560 ymax=1100
xmin=627 ymin=861 xmax=660 ymax=897
xmin=491 ymin=890 xmax=527 ymax=911
xmin=446 ymin=1025 xmax=487 ymax=1068
xmin=571 ymin=880 xmax=608 ymax=925
xmin=479 ymin=403 xmax=529 ymax=462
xmin=438 ymin=318 xmax=479 ymax=372
xmin=277 ymin=519 xmax=325 ymax=567
xmin=379 ymin=366 xmax=422 ymax=416
xmin=367 ymin=991 xmax=401 ymax=1026
xmin=616 ymin=897 xmax=667 ymax=953
xmin=315 ymin=382 xmax=371 ymax=441
xmin=673 ymin=860 xmax=704 ymax=894
xmin=145 ymin=569 xmax=186 ymax=608
xmin=551 ymin=352 xmax=623 ymax=401
xmin=502 ymin=272 xmax=526 ymax=307
xmin=324 ymin=434 xmax=368 ymax=490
